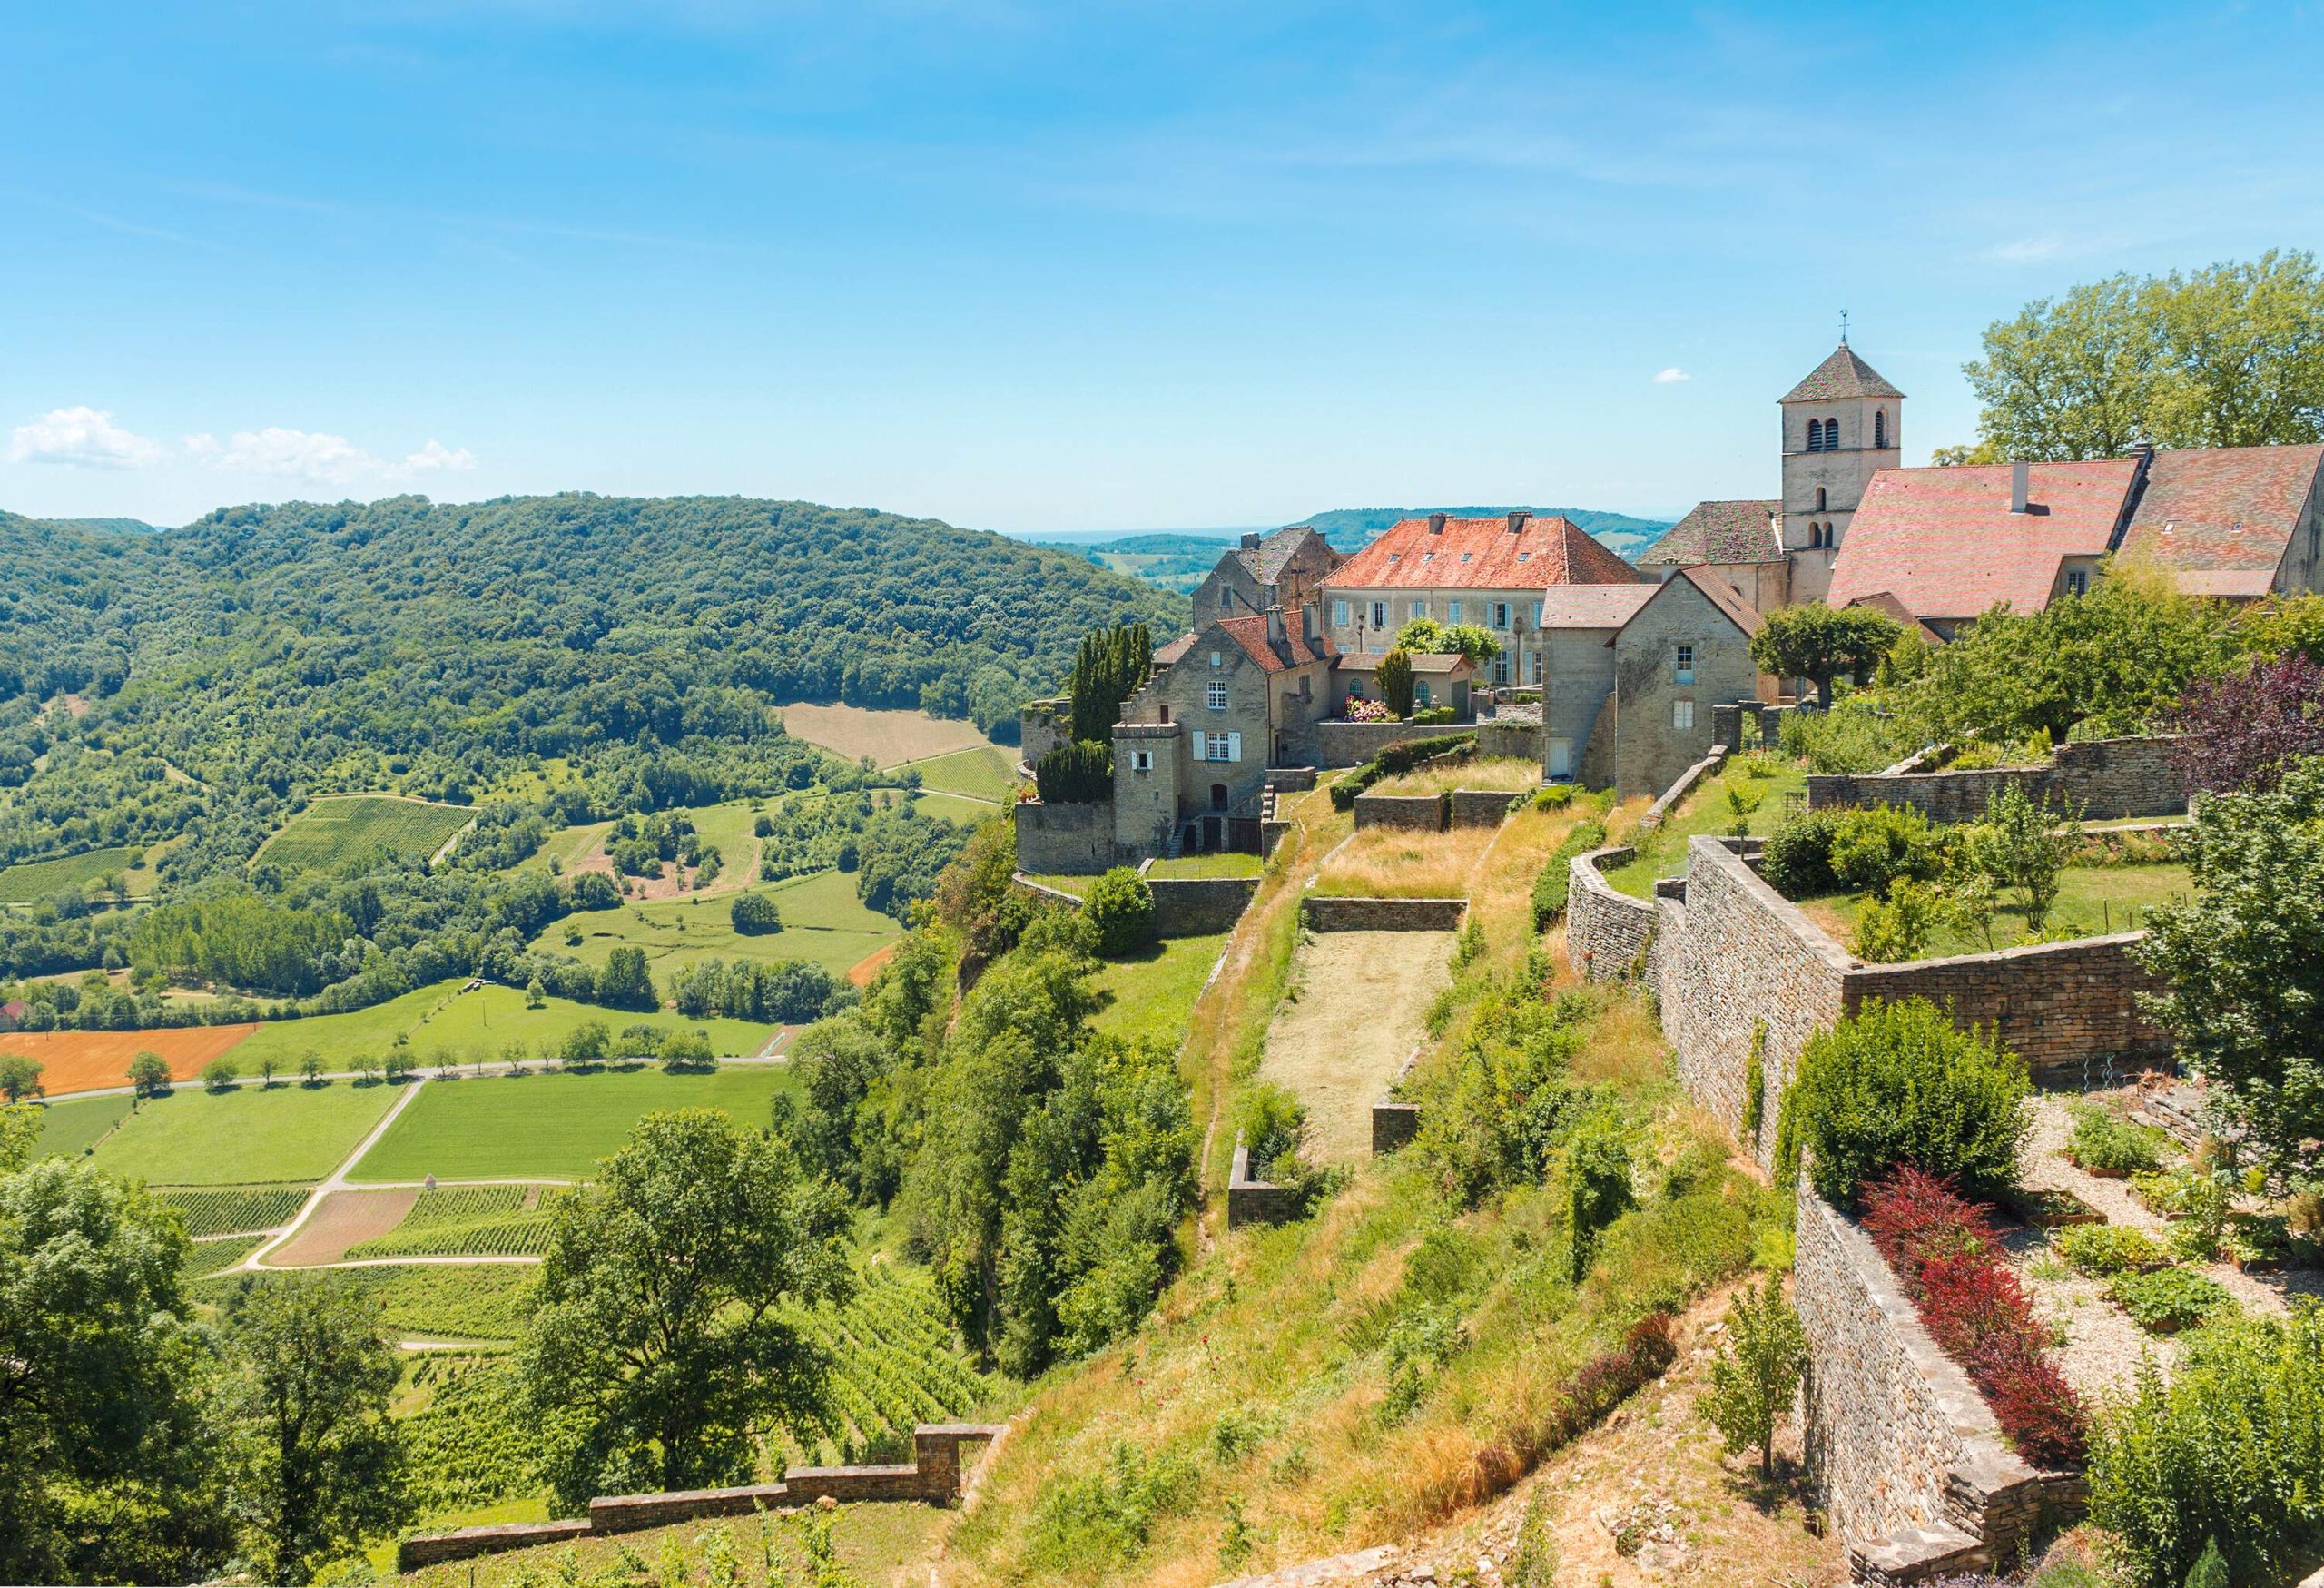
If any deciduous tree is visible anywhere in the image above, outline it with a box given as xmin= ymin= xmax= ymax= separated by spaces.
xmin=1703 ymin=1277 xmax=1809 ymax=1478
xmin=2167 ymin=653 xmax=2324 ymax=794
xmin=1748 ymin=604 xmax=1901 ymax=706
xmin=0 ymin=1054 xmax=42 ymax=1103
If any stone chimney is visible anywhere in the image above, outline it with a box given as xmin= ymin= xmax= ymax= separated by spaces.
xmin=1506 ymin=509 xmax=1531 ymax=532
xmin=1240 ymin=531 xmax=1263 ymax=550
xmin=1265 ymin=606 xmax=1285 ymax=646
xmin=2009 ymin=461 xmax=2030 ymax=515
xmin=1428 ymin=513 xmax=1447 ymax=534
xmin=1300 ymin=604 xmax=1317 ymax=642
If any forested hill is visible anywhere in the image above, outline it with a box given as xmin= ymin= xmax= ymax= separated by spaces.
xmin=1295 ymin=505 xmax=1673 ymax=558
xmin=0 ymin=493 xmax=1180 ymax=867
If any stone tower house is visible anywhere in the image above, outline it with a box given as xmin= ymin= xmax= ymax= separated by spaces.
xmin=1779 ymin=342 xmax=1904 ymax=604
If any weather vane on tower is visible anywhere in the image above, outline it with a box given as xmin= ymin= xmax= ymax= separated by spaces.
xmin=1840 ymin=308 xmax=1850 ymax=345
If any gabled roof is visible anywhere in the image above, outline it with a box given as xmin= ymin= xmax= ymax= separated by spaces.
xmin=1842 ymin=590 xmax=1945 ymax=646
xmin=1334 ymin=651 xmax=1474 ymax=676
xmin=1234 ymin=525 xmax=1332 ymax=585
xmin=1154 ymin=631 xmax=1196 ymax=666
xmin=1782 ymin=343 xmax=1905 ymax=404
xmin=1614 ymin=567 xmax=1764 ymax=645
xmin=1214 ymin=613 xmax=1335 ymax=675
xmin=1535 ymin=583 xmax=1661 ymax=629
xmin=2116 ymin=443 xmax=2324 ymax=577
xmin=1321 ymin=513 xmax=1638 ymax=591
xmin=1636 ymin=499 xmax=1783 ymax=567
xmin=1826 ymin=459 xmax=2141 ymax=620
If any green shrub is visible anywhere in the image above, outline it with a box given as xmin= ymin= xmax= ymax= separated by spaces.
xmin=1530 ymin=818 xmax=1610 ymax=928
xmin=1828 ymin=803 xmax=1945 ymax=898
xmin=1777 ymin=701 xmax=1923 ymax=774
xmin=1024 ymin=1442 xmax=1197 ymax=1574
xmin=2107 ymin=1267 xmax=2236 ymax=1333
xmin=1760 ymin=810 xmax=1843 ymax=897
xmin=1532 ymin=785 xmax=1575 ymax=810
xmin=2065 ymin=1100 xmax=2170 ymax=1175
xmin=1413 ymin=705 xmax=1459 ymax=725
xmin=2091 ymin=1308 xmax=2324 ymax=1585
xmin=1565 ymin=1110 xmax=1636 ymax=1281
xmin=1035 ymin=739 xmax=1113 ymax=804
xmin=1081 ymin=867 xmax=1157 ymax=957
xmin=1850 ymin=876 xmax=1943 ymax=962
xmin=1788 ymin=998 xmax=2032 ymax=1209
xmin=2054 ymin=1223 xmax=2167 ymax=1277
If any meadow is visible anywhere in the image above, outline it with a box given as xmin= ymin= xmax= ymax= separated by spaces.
xmin=775 ymin=701 xmax=991 ymax=765
xmin=34 ymin=1091 xmax=134 ymax=1156
xmin=259 ymin=794 xmax=476 ymax=870
xmin=228 ymin=981 xmax=468 ymax=1071
xmin=1308 ymin=824 xmax=1502 ymax=898
xmin=1088 ymin=932 xmax=1226 ymax=1044
xmin=94 ymin=1078 xmax=401 ymax=1184
xmin=0 ymin=843 xmax=148 ymax=903
xmin=400 ymin=983 xmax=776 ymax=1061
xmin=911 ymin=790 xmax=1003 ymax=827
xmin=1367 ymin=755 xmax=1544 ymax=798
xmin=350 ymin=1065 xmax=799 ymax=1181
xmin=534 ymin=868 xmax=898 ymax=984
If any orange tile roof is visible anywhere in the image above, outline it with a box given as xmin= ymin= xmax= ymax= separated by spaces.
xmin=2117 ymin=443 xmax=2323 ymax=577
xmin=1215 ymin=614 xmax=1334 ymax=675
xmin=1827 ymin=459 xmax=2140 ymax=620
xmin=1322 ymin=513 xmax=1639 ymax=592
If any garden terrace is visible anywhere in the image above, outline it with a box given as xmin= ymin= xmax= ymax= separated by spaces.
xmin=1600 ymin=752 xmax=1806 ymax=899
xmin=1309 ymin=823 xmax=1502 ymax=899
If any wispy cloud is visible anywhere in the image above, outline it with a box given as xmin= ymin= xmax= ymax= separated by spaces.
xmin=183 ymin=426 xmax=478 ymax=487
xmin=6 ymin=407 xmax=170 ymax=470
xmin=1982 ymin=233 xmax=2067 ymax=264
xmin=1652 ymin=367 xmax=1691 ymax=384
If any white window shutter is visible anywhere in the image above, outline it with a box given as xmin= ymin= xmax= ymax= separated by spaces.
xmin=1227 ymin=732 xmax=1242 ymax=763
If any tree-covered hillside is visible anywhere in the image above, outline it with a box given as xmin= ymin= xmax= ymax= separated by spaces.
xmin=1295 ymin=505 xmax=1673 ymax=558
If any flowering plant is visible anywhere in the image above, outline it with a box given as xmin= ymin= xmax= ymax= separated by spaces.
xmin=1343 ymin=697 xmax=1394 ymax=723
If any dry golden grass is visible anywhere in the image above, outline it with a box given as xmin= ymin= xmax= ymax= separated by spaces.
xmin=1463 ymin=804 xmax=1589 ymax=965
xmin=1368 ymin=755 xmax=1544 ymax=798
xmin=1310 ymin=824 xmax=1498 ymax=898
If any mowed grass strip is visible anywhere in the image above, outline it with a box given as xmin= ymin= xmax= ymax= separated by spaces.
xmin=260 ymin=795 xmax=474 ymax=871
xmin=899 ymin=745 xmax=1017 ymax=802
xmin=350 ymin=1067 xmax=800 ymax=1183
xmin=93 ymin=1079 xmax=401 ymax=1185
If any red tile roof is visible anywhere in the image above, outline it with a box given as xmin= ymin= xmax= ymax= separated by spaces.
xmin=1215 ymin=614 xmax=1335 ymax=675
xmin=2117 ymin=443 xmax=2323 ymax=577
xmin=1322 ymin=513 xmax=1639 ymax=592
xmin=1842 ymin=590 xmax=1945 ymax=646
xmin=1535 ymin=584 xmax=1661 ymax=629
xmin=1826 ymin=459 xmax=2141 ymax=620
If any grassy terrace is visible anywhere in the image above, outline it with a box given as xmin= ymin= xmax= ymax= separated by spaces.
xmin=1309 ymin=824 xmax=1500 ymax=897
xmin=1801 ymin=860 xmax=2194 ymax=959
xmin=1088 ymin=932 xmax=1228 ymax=1042
xmin=1145 ymin=851 xmax=1263 ymax=879
xmin=1366 ymin=754 xmax=1543 ymax=798
xmin=1600 ymin=757 xmax=1807 ymax=898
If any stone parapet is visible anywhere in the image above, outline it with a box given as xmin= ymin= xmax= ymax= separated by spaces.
xmin=1148 ymin=875 xmax=1260 ymax=937
xmin=1011 ymin=798 xmax=1132 ymax=874
xmin=1477 ymin=718 xmax=1541 ymax=761
xmin=1353 ymin=792 xmax=1445 ymax=832
xmin=1807 ymin=735 xmax=2188 ymax=824
xmin=1313 ymin=720 xmax=1478 ymax=769
xmin=1847 ymin=933 xmax=2170 ymax=1088
xmin=1301 ymin=896 xmax=1466 ymax=932
xmin=398 ymin=1521 xmax=591 ymax=1570
xmin=1227 ymin=1136 xmax=1304 ymax=1228
xmin=1566 ymin=846 xmax=1657 ymax=985
xmin=1448 ymin=788 xmax=1523 ymax=828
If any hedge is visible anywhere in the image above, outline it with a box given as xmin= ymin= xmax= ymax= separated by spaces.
xmin=1327 ymin=733 xmax=1476 ymax=811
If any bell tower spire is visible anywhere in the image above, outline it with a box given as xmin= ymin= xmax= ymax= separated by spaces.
xmin=1778 ymin=340 xmax=1904 ymax=605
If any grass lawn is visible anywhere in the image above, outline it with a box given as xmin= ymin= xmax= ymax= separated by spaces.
xmin=899 ymin=744 xmax=1018 ymax=801
xmin=913 ymin=790 xmax=1004 ymax=827
xmin=260 ymin=795 xmax=474 ymax=870
xmin=1089 ymin=933 xmax=1228 ymax=1044
xmin=231 ymin=981 xmax=468 ymax=1070
xmin=1368 ymin=755 xmax=1543 ymax=798
xmin=94 ymin=1079 xmax=400 ymax=1185
xmin=350 ymin=1066 xmax=801 ymax=1181
xmin=1146 ymin=852 xmax=1264 ymax=880
xmin=34 ymin=1092 xmax=134 ymax=1158
xmin=1601 ymin=758 xmax=1807 ymax=898
xmin=1803 ymin=861 xmax=2195 ymax=960
xmin=407 ymin=984 xmax=777 ymax=1061
xmin=1025 ymin=873 xmax=1098 ymax=895
xmin=531 ymin=868 xmax=899 ymax=983
xmin=0 ymin=844 xmax=148 ymax=902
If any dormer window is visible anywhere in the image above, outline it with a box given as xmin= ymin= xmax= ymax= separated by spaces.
xmin=1517 ymin=551 xmax=1531 ymax=562
xmin=1458 ymin=553 xmax=1472 ymax=564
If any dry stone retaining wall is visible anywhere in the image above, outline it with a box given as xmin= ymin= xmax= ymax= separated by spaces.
xmin=1565 ymin=846 xmax=1657 ymax=985
xmin=1353 ymin=792 xmax=1446 ymax=831
xmin=1147 ymin=875 xmax=1260 ymax=937
xmin=1302 ymin=896 xmax=1466 ymax=932
xmin=1227 ymin=1137 xmax=1305 ymax=1228
xmin=1807 ymin=735 xmax=2187 ymax=823
xmin=1448 ymin=788 xmax=1522 ymax=828
xmin=1849 ymin=934 xmax=2170 ymax=1087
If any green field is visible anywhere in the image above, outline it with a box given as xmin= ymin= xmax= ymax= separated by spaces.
xmin=1805 ymin=862 xmax=2195 ymax=960
xmin=0 ymin=844 xmax=146 ymax=903
xmin=1146 ymin=852 xmax=1263 ymax=879
xmin=92 ymin=1080 xmax=399 ymax=1185
xmin=913 ymin=791 xmax=1003 ymax=828
xmin=534 ymin=868 xmax=899 ymax=983
xmin=1088 ymin=932 xmax=1227 ymax=1044
xmin=34 ymin=1091 xmax=135 ymax=1158
xmin=350 ymin=1066 xmax=800 ymax=1182
xmin=260 ymin=795 xmax=475 ymax=871
xmin=229 ymin=981 xmax=467 ymax=1070
xmin=900 ymin=745 xmax=1017 ymax=803
xmin=409 ymin=983 xmax=776 ymax=1060
xmin=350 ymin=1185 xmax=569 ymax=1258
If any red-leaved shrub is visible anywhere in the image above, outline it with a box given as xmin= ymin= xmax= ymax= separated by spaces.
xmin=1860 ymin=1169 xmax=2088 ymax=1468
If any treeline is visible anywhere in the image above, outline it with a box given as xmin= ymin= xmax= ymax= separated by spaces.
xmin=668 ymin=957 xmax=846 ymax=1024
xmin=754 ymin=792 xmax=972 ymax=920
xmin=780 ymin=824 xmax=1195 ymax=1376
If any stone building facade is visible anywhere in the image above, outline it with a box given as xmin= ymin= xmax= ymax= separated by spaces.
xmin=1189 ymin=525 xmax=1342 ymax=628
xmin=1608 ymin=568 xmax=1768 ymax=797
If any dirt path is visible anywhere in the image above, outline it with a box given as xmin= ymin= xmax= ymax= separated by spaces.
xmin=1259 ymin=929 xmax=1453 ymax=1163
xmin=241 ymin=1076 xmax=429 ymax=1271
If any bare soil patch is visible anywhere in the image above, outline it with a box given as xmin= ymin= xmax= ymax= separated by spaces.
xmin=2 ymin=1025 xmax=260 ymax=1097
xmin=564 ymin=838 xmax=714 ymax=902
xmin=265 ymin=1188 xmax=419 ymax=1267
xmin=776 ymin=700 xmax=990 ymax=767
xmin=1259 ymin=929 xmax=1453 ymax=1162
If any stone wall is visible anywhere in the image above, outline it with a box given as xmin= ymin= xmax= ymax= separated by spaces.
xmin=1477 ymin=718 xmax=1541 ymax=761
xmin=1018 ymin=698 xmax=1070 ymax=768
xmin=1448 ymin=788 xmax=1521 ymax=828
xmin=1848 ymin=934 xmax=2170 ymax=1087
xmin=1353 ymin=792 xmax=1445 ymax=831
xmin=1795 ymin=1189 xmax=2060 ymax=1581
xmin=397 ymin=1427 xmax=1003 ymax=1571
xmin=1011 ymin=799 xmax=1129 ymax=874
xmin=1807 ymin=735 xmax=2188 ymax=823
xmin=1565 ymin=846 xmax=1658 ymax=984
xmin=1148 ymin=875 xmax=1259 ymax=937
xmin=1302 ymin=896 xmax=1467 ymax=932
xmin=1371 ymin=1100 xmax=1421 ymax=1153
xmin=1227 ymin=1137 xmax=1305 ymax=1228
xmin=1313 ymin=720 xmax=1477 ymax=769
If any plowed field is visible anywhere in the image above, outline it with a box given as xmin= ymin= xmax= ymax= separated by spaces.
xmin=0 ymin=1025 xmax=258 ymax=1097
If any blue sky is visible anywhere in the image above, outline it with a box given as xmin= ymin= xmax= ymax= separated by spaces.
xmin=4 ymin=2 xmax=2320 ymax=532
